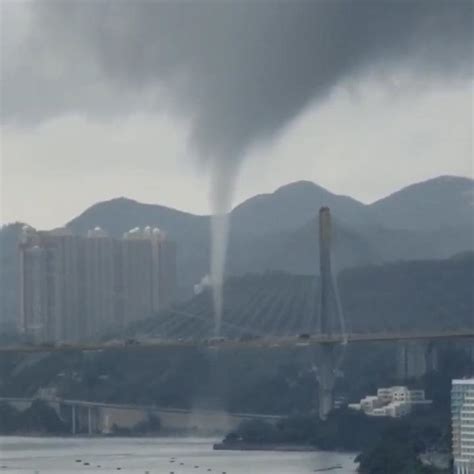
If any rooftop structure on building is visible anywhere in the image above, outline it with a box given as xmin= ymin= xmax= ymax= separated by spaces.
xmin=87 ymin=226 xmax=108 ymax=238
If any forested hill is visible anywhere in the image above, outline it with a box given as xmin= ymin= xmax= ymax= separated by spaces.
xmin=129 ymin=254 xmax=474 ymax=339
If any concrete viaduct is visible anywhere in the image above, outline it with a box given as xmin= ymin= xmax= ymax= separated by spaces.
xmin=0 ymin=397 xmax=282 ymax=436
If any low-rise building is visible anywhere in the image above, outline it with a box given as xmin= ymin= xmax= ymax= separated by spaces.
xmin=350 ymin=386 xmax=431 ymax=418
xmin=360 ymin=395 xmax=384 ymax=412
xmin=371 ymin=401 xmax=412 ymax=418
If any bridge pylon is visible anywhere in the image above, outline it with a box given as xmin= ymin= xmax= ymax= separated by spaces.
xmin=316 ymin=207 xmax=343 ymax=420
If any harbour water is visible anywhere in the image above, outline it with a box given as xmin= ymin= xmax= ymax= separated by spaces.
xmin=0 ymin=437 xmax=358 ymax=473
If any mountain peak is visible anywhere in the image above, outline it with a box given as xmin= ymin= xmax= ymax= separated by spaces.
xmin=372 ymin=175 xmax=473 ymax=204
xmin=230 ymin=179 xmax=373 ymax=237
xmin=430 ymin=175 xmax=473 ymax=184
xmin=92 ymin=196 xmax=134 ymax=210
xmin=274 ymin=180 xmax=326 ymax=193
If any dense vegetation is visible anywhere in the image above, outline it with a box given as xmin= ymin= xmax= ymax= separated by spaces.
xmin=357 ymin=425 xmax=448 ymax=474
xmin=0 ymin=348 xmax=321 ymax=413
xmin=222 ymin=409 xmax=450 ymax=473
xmin=1 ymin=343 xmax=472 ymax=418
xmin=129 ymin=255 xmax=474 ymax=339
xmin=225 ymin=409 xmax=447 ymax=450
xmin=0 ymin=400 xmax=68 ymax=435
xmin=0 ymin=400 xmax=162 ymax=436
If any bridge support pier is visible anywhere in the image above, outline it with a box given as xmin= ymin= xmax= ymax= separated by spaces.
xmin=397 ymin=341 xmax=438 ymax=380
xmin=71 ymin=405 xmax=76 ymax=435
xmin=88 ymin=407 xmax=92 ymax=435
xmin=318 ymin=344 xmax=336 ymax=420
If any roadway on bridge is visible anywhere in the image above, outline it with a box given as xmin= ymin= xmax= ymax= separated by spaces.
xmin=1 ymin=329 xmax=474 ymax=353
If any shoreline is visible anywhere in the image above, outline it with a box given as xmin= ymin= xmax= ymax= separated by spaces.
xmin=0 ymin=432 xmax=221 ymax=440
xmin=213 ymin=442 xmax=356 ymax=454
xmin=214 ymin=442 xmax=315 ymax=452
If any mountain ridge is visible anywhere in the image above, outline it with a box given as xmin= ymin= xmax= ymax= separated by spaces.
xmin=369 ymin=175 xmax=473 ymax=231
xmin=1 ymin=175 xmax=472 ymax=325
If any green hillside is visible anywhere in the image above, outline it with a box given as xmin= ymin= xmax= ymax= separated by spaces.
xmin=129 ymin=254 xmax=474 ymax=339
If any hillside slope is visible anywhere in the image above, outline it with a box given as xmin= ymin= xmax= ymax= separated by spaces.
xmin=128 ymin=254 xmax=474 ymax=339
xmin=370 ymin=175 xmax=473 ymax=231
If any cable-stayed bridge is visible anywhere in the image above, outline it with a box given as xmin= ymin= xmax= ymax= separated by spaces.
xmin=4 ymin=208 xmax=472 ymax=418
xmin=1 ymin=328 xmax=473 ymax=353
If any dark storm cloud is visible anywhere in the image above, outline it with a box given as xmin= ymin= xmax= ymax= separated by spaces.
xmin=2 ymin=0 xmax=472 ymax=157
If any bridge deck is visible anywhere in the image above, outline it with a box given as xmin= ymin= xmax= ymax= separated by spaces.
xmin=1 ymin=329 xmax=473 ymax=353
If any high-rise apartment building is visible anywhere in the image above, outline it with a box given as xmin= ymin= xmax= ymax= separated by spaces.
xmin=452 ymin=379 xmax=474 ymax=474
xmin=120 ymin=228 xmax=155 ymax=326
xmin=19 ymin=227 xmax=82 ymax=342
xmin=157 ymin=236 xmax=177 ymax=311
xmin=18 ymin=232 xmax=50 ymax=343
xmin=49 ymin=230 xmax=83 ymax=342
xmin=120 ymin=226 xmax=176 ymax=320
xmin=83 ymin=228 xmax=118 ymax=338
xmin=18 ymin=225 xmax=177 ymax=343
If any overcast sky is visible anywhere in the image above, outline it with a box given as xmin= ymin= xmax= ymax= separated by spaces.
xmin=1 ymin=0 xmax=472 ymax=229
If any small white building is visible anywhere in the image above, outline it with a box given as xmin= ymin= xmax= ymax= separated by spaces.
xmin=348 ymin=403 xmax=362 ymax=411
xmin=377 ymin=387 xmax=394 ymax=403
xmin=350 ymin=386 xmax=431 ymax=418
xmin=370 ymin=401 xmax=412 ymax=418
xmin=377 ymin=386 xmax=426 ymax=403
xmin=360 ymin=395 xmax=385 ymax=412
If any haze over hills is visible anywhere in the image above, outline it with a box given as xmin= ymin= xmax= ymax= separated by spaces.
xmin=1 ymin=175 xmax=472 ymax=326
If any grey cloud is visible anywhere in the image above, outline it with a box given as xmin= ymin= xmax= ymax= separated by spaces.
xmin=2 ymin=0 xmax=472 ymax=159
